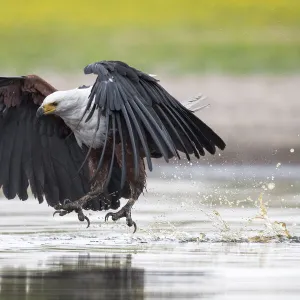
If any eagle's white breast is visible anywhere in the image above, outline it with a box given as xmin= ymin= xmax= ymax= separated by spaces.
xmin=66 ymin=110 xmax=107 ymax=149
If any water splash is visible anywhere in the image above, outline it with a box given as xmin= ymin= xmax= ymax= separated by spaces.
xmin=202 ymin=193 xmax=293 ymax=243
xmin=134 ymin=191 xmax=297 ymax=244
xmin=248 ymin=194 xmax=292 ymax=241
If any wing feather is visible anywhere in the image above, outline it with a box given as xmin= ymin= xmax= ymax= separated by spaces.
xmin=163 ymin=103 xmax=206 ymax=156
xmin=116 ymin=113 xmax=127 ymax=189
xmin=1 ymin=115 xmax=19 ymax=199
xmin=154 ymin=105 xmax=191 ymax=160
xmin=124 ymin=100 xmax=152 ymax=170
xmin=105 ymin=113 xmax=116 ymax=189
xmin=93 ymin=109 xmax=110 ymax=180
xmin=126 ymin=98 xmax=170 ymax=160
xmin=120 ymin=101 xmax=140 ymax=180
xmin=0 ymin=76 xmax=90 ymax=206
xmin=81 ymin=60 xmax=226 ymax=185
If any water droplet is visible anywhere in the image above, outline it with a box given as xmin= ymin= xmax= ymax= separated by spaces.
xmin=267 ymin=182 xmax=275 ymax=190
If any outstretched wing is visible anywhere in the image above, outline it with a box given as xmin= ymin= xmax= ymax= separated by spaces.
xmin=0 ymin=75 xmax=90 ymax=206
xmin=83 ymin=61 xmax=226 ymax=190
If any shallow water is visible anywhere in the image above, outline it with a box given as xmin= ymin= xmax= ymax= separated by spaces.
xmin=0 ymin=164 xmax=300 ymax=299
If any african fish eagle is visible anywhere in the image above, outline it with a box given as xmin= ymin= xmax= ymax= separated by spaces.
xmin=0 ymin=61 xmax=225 ymax=232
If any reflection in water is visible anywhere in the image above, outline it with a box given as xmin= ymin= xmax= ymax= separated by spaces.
xmin=0 ymin=254 xmax=144 ymax=300
xmin=1 ymin=246 xmax=300 ymax=300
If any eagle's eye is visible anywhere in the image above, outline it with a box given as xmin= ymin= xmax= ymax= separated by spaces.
xmin=52 ymin=102 xmax=58 ymax=106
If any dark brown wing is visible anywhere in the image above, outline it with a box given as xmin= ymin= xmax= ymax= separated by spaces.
xmin=0 ymin=75 xmax=56 ymax=107
xmin=0 ymin=75 xmax=90 ymax=206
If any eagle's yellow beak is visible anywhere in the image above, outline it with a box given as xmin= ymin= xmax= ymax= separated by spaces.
xmin=36 ymin=103 xmax=56 ymax=118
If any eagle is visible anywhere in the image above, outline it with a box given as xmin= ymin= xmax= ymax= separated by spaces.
xmin=0 ymin=60 xmax=225 ymax=232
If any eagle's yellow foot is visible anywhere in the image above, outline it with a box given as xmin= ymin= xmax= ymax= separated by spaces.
xmin=105 ymin=202 xmax=137 ymax=233
xmin=53 ymin=199 xmax=90 ymax=228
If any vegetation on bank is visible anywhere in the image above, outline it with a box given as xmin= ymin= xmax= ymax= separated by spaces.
xmin=0 ymin=0 xmax=299 ymax=74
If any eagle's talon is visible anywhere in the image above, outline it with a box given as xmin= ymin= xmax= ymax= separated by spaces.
xmin=104 ymin=208 xmax=137 ymax=233
xmin=53 ymin=210 xmax=59 ymax=217
xmin=53 ymin=201 xmax=91 ymax=228
xmin=105 ymin=212 xmax=113 ymax=222
xmin=125 ymin=217 xmax=137 ymax=233
xmin=131 ymin=221 xmax=137 ymax=234
xmin=77 ymin=209 xmax=90 ymax=228
xmin=84 ymin=216 xmax=91 ymax=228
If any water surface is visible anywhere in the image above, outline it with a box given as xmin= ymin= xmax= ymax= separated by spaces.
xmin=0 ymin=164 xmax=299 ymax=299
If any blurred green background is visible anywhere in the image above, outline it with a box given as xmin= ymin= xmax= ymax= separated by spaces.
xmin=0 ymin=0 xmax=299 ymax=74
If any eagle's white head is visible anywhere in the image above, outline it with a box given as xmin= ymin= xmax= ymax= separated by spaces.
xmin=36 ymin=86 xmax=106 ymax=148
xmin=36 ymin=87 xmax=92 ymax=118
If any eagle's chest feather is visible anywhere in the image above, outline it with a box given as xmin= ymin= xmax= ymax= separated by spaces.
xmin=62 ymin=111 xmax=107 ymax=148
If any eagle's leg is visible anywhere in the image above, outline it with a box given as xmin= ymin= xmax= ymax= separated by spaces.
xmin=105 ymin=149 xmax=146 ymax=233
xmin=53 ymin=150 xmax=110 ymax=227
